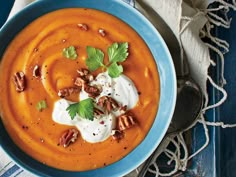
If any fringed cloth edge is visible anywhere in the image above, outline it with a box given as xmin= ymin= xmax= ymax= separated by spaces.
xmin=134 ymin=1 xmax=236 ymax=176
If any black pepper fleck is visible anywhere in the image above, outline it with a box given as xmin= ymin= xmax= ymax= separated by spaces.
xmin=22 ymin=125 xmax=29 ymax=130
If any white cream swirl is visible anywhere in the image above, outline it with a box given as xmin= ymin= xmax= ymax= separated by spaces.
xmin=52 ymin=72 xmax=139 ymax=143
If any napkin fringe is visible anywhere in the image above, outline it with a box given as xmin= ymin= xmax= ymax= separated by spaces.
xmin=140 ymin=1 xmax=236 ymax=176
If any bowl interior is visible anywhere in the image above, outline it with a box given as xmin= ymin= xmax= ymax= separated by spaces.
xmin=0 ymin=0 xmax=176 ymax=176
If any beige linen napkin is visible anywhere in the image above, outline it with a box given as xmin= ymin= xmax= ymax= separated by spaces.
xmin=1 ymin=0 xmax=236 ymax=177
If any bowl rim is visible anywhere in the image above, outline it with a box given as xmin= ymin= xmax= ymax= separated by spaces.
xmin=0 ymin=0 xmax=177 ymax=176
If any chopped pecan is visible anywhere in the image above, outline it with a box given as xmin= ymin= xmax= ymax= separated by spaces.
xmin=13 ymin=71 xmax=26 ymax=92
xmin=77 ymin=23 xmax=88 ymax=31
xmin=98 ymin=28 xmax=106 ymax=37
xmin=77 ymin=68 xmax=90 ymax=76
xmin=58 ymin=87 xmax=81 ymax=98
xmin=77 ymin=68 xmax=94 ymax=82
xmin=94 ymin=107 xmax=104 ymax=117
xmin=33 ymin=65 xmax=40 ymax=78
xmin=74 ymin=68 xmax=98 ymax=97
xmin=97 ymin=96 xmax=119 ymax=113
xmin=112 ymin=130 xmax=124 ymax=141
xmin=74 ymin=76 xmax=87 ymax=87
xmin=84 ymin=74 xmax=94 ymax=82
xmin=119 ymin=105 xmax=127 ymax=114
xmin=74 ymin=69 xmax=94 ymax=87
xmin=117 ymin=114 xmax=136 ymax=131
xmin=84 ymin=84 xmax=102 ymax=98
xmin=59 ymin=128 xmax=79 ymax=148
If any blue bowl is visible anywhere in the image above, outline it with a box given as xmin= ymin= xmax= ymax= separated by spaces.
xmin=0 ymin=0 xmax=176 ymax=176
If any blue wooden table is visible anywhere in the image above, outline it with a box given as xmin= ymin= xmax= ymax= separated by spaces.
xmin=215 ymin=9 xmax=236 ymax=177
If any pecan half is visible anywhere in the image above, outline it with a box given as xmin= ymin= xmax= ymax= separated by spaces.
xmin=58 ymin=87 xmax=81 ymax=98
xmin=112 ymin=130 xmax=124 ymax=141
xmin=13 ymin=72 xmax=26 ymax=92
xmin=33 ymin=65 xmax=40 ymax=78
xmin=59 ymin=128 xmax=79 ymax=148
xmin=84 ymin=84 xmax=102 ymax=98
xmin=117 ymin=114 xmax=136 ymax=131
xmin=94 ymin=107 xmax=104 ymax=117
xmin=97 ymin=96 xmax=119 ymax=113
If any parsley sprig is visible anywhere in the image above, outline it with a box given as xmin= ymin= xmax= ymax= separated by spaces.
xmin=63 ymin=46 xmax=78 ymax=60
xmin=36 ymin=100 xmax=47 ymax=111
xmin=86 ymin=42 xmax=129 ymax=78
xmin=66 ymin=98 xmax=94 ymax=121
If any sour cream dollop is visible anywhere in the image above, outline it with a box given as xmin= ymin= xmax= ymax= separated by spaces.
xmin=52 ymin=72 xmax=139 ymax=143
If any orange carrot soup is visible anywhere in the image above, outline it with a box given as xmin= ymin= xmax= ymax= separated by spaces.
xmin=0 ymin=8 xmax=160 ymax=171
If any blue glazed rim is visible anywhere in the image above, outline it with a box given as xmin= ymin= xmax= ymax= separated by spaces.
xmin=0 ymin=0 xmax=176 ymax=176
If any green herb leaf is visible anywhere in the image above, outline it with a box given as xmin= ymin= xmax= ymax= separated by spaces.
xmin=85 ymin=42 xmax=129 ymax=78
xmin=107 ymin=62 xmax=123 ymax=78
xmin=66 ymin=98 xmax=94 ymax=121
xmin=108 ymin=42 xmax=129 ymax=63
xmin=36 ymin=100 xmax=47 ymax=111
xmin=63 ymin=46 xmax=78 ymax=60
xmin=86 ymin=46 xmax=105 ymax=71
xmin=77 ymin=98 xmax=94 ymax=120
xmin=66 ymin=102 xmax=79 ymax=120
